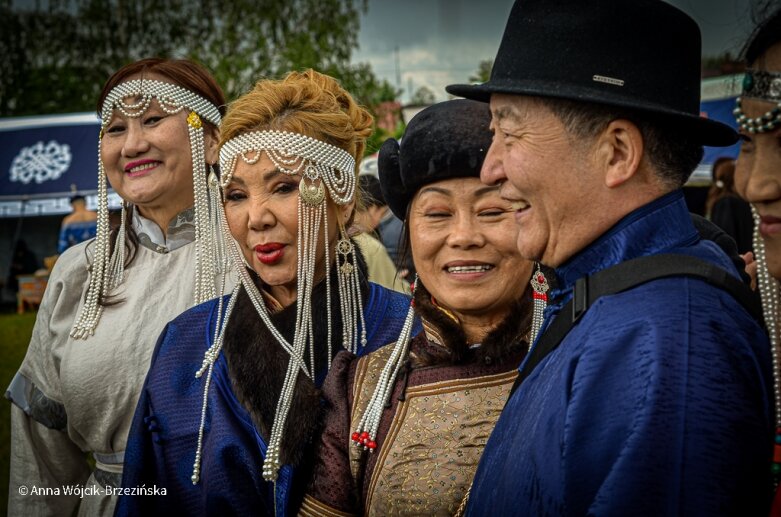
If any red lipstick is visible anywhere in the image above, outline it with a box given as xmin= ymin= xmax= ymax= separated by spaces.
xmin=124 ymin=159 xmax=160 ymax=178
xmin=254 ymin=243 xmax=285 ymax=265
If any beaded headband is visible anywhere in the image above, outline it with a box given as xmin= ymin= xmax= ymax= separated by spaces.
xmin=734 ymin=70 xmax=781 ymax=134
xmin=100 ymin=79 xmax=222 ymax=127
xmin=219 ymin=130 xmax=357 ymax=205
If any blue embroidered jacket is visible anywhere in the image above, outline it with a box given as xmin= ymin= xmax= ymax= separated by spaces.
xmin=467 ymin=192 xmax=773 ymax=516
xmin=116 ymin=282 xmax=417 ymax=516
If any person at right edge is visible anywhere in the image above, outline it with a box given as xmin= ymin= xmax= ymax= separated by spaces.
xmin=733 ymin=3 xmax=781 ymax=515
xmin=446 ymin=0 xmax=773 ymax=515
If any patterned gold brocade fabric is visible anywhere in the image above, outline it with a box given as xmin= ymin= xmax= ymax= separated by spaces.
xmin=349 ymin=347 xmax=517 ymax=516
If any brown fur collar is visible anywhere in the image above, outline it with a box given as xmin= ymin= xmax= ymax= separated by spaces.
xmin=411 ymin=281 xmax=533 ymax=368
xmin=222 ymin=243 xmax=369 ymax=467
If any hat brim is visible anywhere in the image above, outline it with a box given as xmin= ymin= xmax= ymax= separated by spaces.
xmin=446 ymin=81 xmax=738 ymax=147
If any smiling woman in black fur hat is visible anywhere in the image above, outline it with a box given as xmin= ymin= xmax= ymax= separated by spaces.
xmin=301 ymin=99 xmax=537 ymax=516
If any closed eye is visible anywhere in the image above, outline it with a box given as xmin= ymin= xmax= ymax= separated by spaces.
xmin=224 ymin=190 xmax=246 ymax=202
xmin=274 ymin=182 xmax=298 ymax=195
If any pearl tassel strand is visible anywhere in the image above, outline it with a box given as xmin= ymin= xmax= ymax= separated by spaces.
xmin=351 ymin=278 xmax=418 ymax=451
xmin=70 ymin=147 xmax=117 ymax=339
xmin=752 ymin=206 xmax=781 ymax=484
xmin=264 ymin=184 xmax=327 ymax=482
xmin=191 ymin=282 xmax=240 ymax=484
xmin=188 ymin=112 xmax=219 ymax=305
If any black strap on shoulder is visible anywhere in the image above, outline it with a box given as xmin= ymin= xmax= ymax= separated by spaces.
xmin=509 ymin=253 xmax=762 ymax=396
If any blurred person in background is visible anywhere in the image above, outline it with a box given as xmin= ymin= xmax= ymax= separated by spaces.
xmin=707 ymin=157 xmax=753 ymax=253
xmin=57 ymin=195 xmax=98 ymax=254
xmin=354 ymin=174 xmax=410 ymax=292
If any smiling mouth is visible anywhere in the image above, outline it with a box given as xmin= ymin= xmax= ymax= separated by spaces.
xmin=509 ymin=200 xmax=529 ymax=211
xmin=446 ymin=264 xmax=494 ymax=273
xmin=125 ymin=162 xmax=160 ymax=175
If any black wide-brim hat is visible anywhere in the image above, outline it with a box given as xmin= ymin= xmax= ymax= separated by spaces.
xmin=446 ymin=0 xmax=737 ymax=147
xmin=379 ymin=99 xmax=492 ymax=220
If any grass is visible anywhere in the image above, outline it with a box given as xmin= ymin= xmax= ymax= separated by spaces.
xmin=0 ymin=311 xmax=36 ymax=517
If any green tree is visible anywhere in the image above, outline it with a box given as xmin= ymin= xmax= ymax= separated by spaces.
xmin=0 ymin=0 xmax=398 ymax=124
xmin=469 ymin=59 xmax=493 ymax=83
xmin=410 ymin=85 xmax=435 ymax=106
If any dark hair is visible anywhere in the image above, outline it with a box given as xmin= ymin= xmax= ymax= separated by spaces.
xmin=743 ymin=4 xmax=781 ymax=64
xmin=705 ymin=157 xmax=737 ymax=215
xmin=70 ymin=195 xmax=86 ymax=204
xmin=96 ymin=58 xmax=224 ymax=306
xmin=358 ymin=175 xmax=386 ymax=209
xmin=538 ymin=97 xmax=704 ymax=188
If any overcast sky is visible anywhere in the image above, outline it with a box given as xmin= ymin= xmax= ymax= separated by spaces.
xmin=354 ymin=0 xmax=758 ymax=104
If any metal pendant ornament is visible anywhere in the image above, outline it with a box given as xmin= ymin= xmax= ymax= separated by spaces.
xmin=530 ymin=263 xmax=549 ymax=343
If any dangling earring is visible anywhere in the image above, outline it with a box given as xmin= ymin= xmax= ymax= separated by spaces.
xmin=530 ymin=263 xmax=549 ymax=343
xmin=70 ymin=136 xmax=114 ymax=339
xmin=335 ymin=220 xmax=367 ymax=354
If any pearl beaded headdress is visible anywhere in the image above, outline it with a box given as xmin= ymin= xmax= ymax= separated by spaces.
xmin=70 ymin=79 xmax=224 ymax=339
xmin=191 ymin=130 xmax=366 ymax=483
xmin=733 ymin=70 xmax=781 ymax=134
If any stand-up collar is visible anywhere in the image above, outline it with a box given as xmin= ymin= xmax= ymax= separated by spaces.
xmin=550 ymin=191 xmax=699 ymax=302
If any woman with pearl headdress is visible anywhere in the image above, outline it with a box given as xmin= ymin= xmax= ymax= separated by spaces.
xmin=6 ymin=58 xmax=229 ymax=516
xmin=732 ymin=3 xmax=781 ymax=512
xmin=116 ymin=69 xmax=417 ymax=516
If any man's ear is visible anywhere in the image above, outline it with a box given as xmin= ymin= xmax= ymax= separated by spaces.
xmin=594 ymin=119 xmax=644 ymax=189
xmin=204 ymin=126 xmax=220 ymax=165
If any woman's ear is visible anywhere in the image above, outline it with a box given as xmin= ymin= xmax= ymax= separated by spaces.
xmin=340 ymin=200 xmax=357 ymax=227
xmin=204 ymin=126 xmax=220 ymax=165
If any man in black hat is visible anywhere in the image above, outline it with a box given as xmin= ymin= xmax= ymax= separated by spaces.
xmin=446 ymin=0 xmax=773 ymax=515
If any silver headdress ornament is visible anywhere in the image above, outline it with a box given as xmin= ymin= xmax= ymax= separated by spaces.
xmin=70 ymin=79 xmax=224 ymax=340
xmin=191 ymin=130 xmax=366 ymax=484
xmin=733 ymin=70 xmax=781 ymax=134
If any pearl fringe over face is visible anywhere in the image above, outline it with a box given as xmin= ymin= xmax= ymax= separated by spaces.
xmin=191 ymin=130 xmax=365 ymax=484
xmin=70 ymin=80 xmax=223 ymax=340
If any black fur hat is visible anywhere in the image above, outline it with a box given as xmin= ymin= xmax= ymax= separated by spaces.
xmin=446 ymin=0 xmax=737 ymax=146
xmin=378 ymin=99 xmax=492 ymax=220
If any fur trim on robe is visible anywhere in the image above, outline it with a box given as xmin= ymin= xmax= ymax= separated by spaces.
xmin=223 ymin=243 xmax=369 ymax=467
